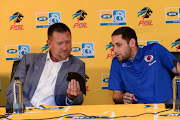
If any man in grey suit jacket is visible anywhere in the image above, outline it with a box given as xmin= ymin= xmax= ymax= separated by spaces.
xmin=6 ymin=23 xmax=85 ymax=107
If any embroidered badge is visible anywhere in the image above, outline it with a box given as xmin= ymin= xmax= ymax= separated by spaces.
xmin=144 ymin=55 xmax=153 ymax=62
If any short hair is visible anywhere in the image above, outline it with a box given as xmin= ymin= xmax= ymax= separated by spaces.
xmin=48 ymin=22 xmax=71 ymax=39
xmin=112 ymin=27 xmax=138 ymax=46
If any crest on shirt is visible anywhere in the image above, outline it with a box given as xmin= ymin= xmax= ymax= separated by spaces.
xmin=144 ymin=55 xmax=153 ymax=62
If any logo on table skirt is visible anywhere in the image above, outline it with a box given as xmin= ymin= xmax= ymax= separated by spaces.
xmin=100 ymin=9 xmax=126 ymax=26
xmin=36 ymin=12 xmax=61 ymax=28
xmin=137 ymin=7 xmax=153 ymax=26
xmin=166 ymin=7 xmax=180 ymax=23
xmin=71 ymin=43 xmax=94 ymax=58
xmin=105 ymin=42 xmax=115 ymax=59
xmin=160 ymin=113 xmax=180 ymax=117
xmin=65 ymin=116 xmax=109 ymax=119
xmin=6 ymin=45 xmax=30 ymax=60
xmin=9 ymin=12 xmax=24 ymax=30
xmin=102 ymin=74 xmax=109 ymax=90
xmin=72 ymin=10 xmax=88 ymax=28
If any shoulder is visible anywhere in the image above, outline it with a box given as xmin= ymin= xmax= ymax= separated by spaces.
xmin=145 ymin=43 xmax=163 ymax=50
xmin=22 ymin=53 xmax=46 ymax=61
xmin=69 ymin=55 xmax=85 ymax=64
xmin=112 ymin=57 xmax=119 ymax=63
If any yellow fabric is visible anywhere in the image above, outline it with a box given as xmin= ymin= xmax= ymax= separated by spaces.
xmin=0 ymin=104 xmax=180 ymax=120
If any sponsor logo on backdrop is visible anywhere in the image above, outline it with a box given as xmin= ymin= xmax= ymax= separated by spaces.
xmin=72 ymin=10 xmax=88 ymax=28
xmin=6 ymin=45 xmax=30 ymax=60
xmin=36 ymin=12 xmax=61 ymax=28
xmin=100 ymin=9 xmax=126 ymax=26
xmin=137 ymin=7 xmax=153 ymax=26
xmin=105 ymin=42 xmax=114 ymax=59
xmin=9 ymin=12 xmax=24 ymax=30
xmin=71 ymin=43 xmax=94 ymax=58
xmin=171 ymin=38 xmax=180 ymax=52
xmin=102 ymin=74 xmax=109 ymax=89
xmin=166 ymin=7 xmax=180 ymax=23
xmin=41 ymin=44 xmax=49 ymax=52
xmin=138 ymin=40 xmax=159 ymax=48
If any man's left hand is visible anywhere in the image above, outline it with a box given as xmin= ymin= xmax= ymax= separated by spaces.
xmin=67 ymin=79 xmax=82 ymax=100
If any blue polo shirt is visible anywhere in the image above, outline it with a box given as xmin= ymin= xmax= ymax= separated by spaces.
xmin=108 ymin=43 xmax=178 ymax=103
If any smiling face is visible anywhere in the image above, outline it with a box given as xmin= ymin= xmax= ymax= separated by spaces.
xmin=47 ymin=31 xmax=72 ymax=62
xmin=111 ymin=34 xmax=132 ymax=62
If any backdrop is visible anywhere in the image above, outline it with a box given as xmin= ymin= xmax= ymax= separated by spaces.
xmin=0 ymin=0 xmax=180 ymax=106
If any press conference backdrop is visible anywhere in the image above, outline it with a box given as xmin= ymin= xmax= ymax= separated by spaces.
xmin=0 ymin=0 xmax=180 ymax=106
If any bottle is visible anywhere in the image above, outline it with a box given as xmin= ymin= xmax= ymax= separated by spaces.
xmin=13 ymin=77 xmax=25 ymax=114
xmin=173 ymin=76 xmax=180 ymax=112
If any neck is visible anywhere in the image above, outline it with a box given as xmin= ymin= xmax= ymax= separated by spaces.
xmin=49 ymin=51 xmax=59 ymax=62
xmin=129 ymin=46 xmax=138 ymax=60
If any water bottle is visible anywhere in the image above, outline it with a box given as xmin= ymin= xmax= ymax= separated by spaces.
xmin=173 ymin=76 xmax=180 ymax=112
xmin=13 ymin=77 xmax=25 ymax=114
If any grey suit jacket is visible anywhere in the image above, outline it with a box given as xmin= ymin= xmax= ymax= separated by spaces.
xmin=6 ymin=52 xmax=85 ymax=107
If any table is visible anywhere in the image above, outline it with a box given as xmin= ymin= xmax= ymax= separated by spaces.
xmin=0 ymin=104 xmax=180 ymax=120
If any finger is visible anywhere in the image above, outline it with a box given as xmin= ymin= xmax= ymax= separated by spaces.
xmin=133 ymin=95 xmax=138 ymax=102
xmin=71 ymin=79 xmax=74 ymax=91
xmin=123 ymin=93 xmax=135 ymax=103
xmin=67 ymin=82 xmax=71 ymax=94
xmin=123 ymin=99 xmax=131 ymax=104
xmin=76 ymin=81 xmax=81 ymax=95
xmin=73 ymin=79 xmax=77 ymax=91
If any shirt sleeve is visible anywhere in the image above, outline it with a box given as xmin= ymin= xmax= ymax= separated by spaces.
xmin=108 ymin=57 xmax=124 ymax=91
xmin=155 ymin=43 xmax=178 ymax=71
xmin=65 ymin=96 xmax=73 ymax=105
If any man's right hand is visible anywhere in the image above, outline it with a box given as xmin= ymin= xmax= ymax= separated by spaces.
xmin=123 ymin=93 xmax=138 ymax=104
xmin=113 ymin=90 xmax=138 ymax=104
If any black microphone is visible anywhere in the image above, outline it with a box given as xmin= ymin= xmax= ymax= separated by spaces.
xmin=173 ymin=59 xmax=179 ymax=76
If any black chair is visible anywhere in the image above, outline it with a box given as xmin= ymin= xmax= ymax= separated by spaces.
xmin=10 ymin=60 xmax=21 ymax=82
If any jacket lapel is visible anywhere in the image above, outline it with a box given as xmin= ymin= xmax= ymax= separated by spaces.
xmin=55 ymin=55 xmax=73 ymax=94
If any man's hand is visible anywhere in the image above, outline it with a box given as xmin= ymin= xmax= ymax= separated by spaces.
xmin=67 ymin=79 xmax=82 ymax=100
xmin=123 ymin=93 xmax=138 ymax=104
xmin=113 ymin=90 xmax=138 ymax=104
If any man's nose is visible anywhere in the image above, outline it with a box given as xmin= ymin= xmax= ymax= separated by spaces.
xmin=113 ymin=47 xmax=117 ymax=53
xmin=62 ymin=43 xmax=68 ymax=50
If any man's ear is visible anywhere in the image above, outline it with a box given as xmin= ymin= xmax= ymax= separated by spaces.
xmin=129 ymin=38 xmax=136 ymax=48
xmin=47 ymin=39 xmax=51 ymax=47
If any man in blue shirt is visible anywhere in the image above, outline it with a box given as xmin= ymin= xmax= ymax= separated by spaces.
xmin=108 ymin=27 xmax=179 ymax=104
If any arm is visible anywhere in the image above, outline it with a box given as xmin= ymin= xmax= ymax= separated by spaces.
xmin=113 ymin=90 xmax=138 ymax=104
xmin=6 ymin=54 xmax=33 ymax=106
xmin=172 ymin=62 xmax=180 ymax=74
xmin=66 ymin=62 xmax=85 ymax=105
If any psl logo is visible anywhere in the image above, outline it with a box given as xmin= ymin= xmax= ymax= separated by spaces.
xmin=72 ymin=10 xmax=88 ymax=28
xmin=6 ymin=45 xmax=30 ymax=60
xmin=105 ymin=43 xmax=114 ymax=59
xmin=36 ymin=12 xmax=61 ymax=28
xmin=171 ymin=38 xmax=180 ymax=52
xmin=137 ymin=7 xmax=153 ymax=26
xmin=41 ymin=44 xmax=49 ymax=52
xmin=9 ymin=12 xmax=24 ymax=30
